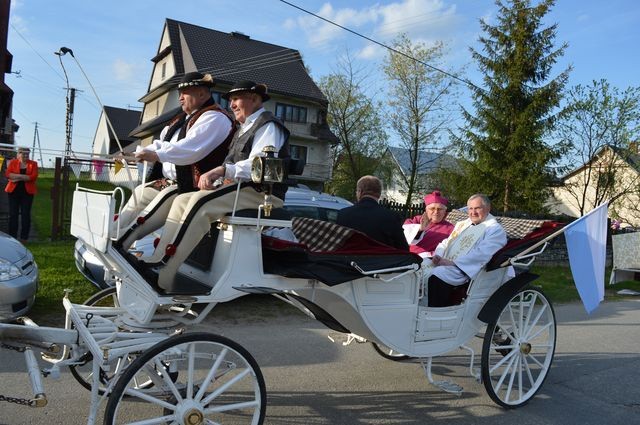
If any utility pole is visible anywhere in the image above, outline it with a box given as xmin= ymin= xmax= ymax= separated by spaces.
xmin=64 ymin=87 xmax=76 ymax=162
xmin=31 ymin=122 xmax=44 ymax=167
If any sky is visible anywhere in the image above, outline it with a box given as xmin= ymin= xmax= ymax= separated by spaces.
xmin=6 ymin=0 xmax=640 ymax=166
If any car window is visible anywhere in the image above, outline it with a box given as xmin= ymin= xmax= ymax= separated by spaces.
xmin=324 ymin=209 xmax=340 ymax=223
xmin=283 ymin=205 xmax=343 ymax=223
xmin=284 ymin=206 xmax=322 ymax=220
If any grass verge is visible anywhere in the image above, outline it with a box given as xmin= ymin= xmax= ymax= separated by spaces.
xmin=28 ymin=241 xmax=97 ymax=319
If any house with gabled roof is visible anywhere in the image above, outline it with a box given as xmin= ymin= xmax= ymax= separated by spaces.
xmin=380 ymin=146 xmax=457 ymax=203
xmin=129 ymin=18 xmax=336 ymax=190
xmin=92 ymin=106 xmax=141 ymax=156
xmin=548 ymin=144 xmax=640 ymax=227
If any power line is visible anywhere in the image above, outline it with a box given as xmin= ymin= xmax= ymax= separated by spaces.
xmin=10 ymin=23 xmax=66 ymax=82
xmin=278 ymin=0 xmax=482 ymax=92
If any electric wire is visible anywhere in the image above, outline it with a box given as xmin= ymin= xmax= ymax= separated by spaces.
xmin=10 ymin=23 xmax=66 ymax=82
xmin=278 ymin=0 xmax=481 ymax=92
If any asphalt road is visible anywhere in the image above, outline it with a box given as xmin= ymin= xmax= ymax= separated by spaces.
xmin=1 ymin=298 xmax=639 ymax=425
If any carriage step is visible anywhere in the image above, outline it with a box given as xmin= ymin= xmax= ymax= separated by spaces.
xmin=431 ymin=380 xmax=463 ymax=395
xmin=421 ymin=357 xmax=463 ymax=396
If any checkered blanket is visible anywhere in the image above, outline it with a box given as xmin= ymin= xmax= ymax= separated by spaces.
xmin=446 ymin=209 xmax=548 ymax=240
xmin=292 ymin=217 xmax=355 ymax=252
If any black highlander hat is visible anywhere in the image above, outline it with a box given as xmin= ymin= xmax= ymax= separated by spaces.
xmin=222 ymin=80 xmax=270 ymax=101
xmin=177 ymin=72 xmax=215 ymax=89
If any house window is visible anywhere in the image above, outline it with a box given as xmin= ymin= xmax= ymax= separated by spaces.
xmin=290 ymin=144 xmax=308 ymax=162
xmin=275 ymin=103 xmax=307 ymax=123
xmin=161 ymin=63 xmax=166 ymax=80
xmin=211 ymin=92 xmax=230 ymax=110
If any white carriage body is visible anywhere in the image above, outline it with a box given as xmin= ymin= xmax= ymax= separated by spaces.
xmin=0 ymin=186 xmax=562 ymax=423
xmin=70 ymin=186 xmax=511 ymax=358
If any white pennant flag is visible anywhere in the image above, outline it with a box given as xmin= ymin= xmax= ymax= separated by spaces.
xmin=69 ymin=163 xmax=82 ymax=179
xmin=564 ymin=203 xmax=608 ymax=313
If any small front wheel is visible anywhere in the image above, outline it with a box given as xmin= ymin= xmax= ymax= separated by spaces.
xmin=104 ymin=332 xmax=266 ymax=425
xmin=69 ymin=286 xmax=121 ymax=392
xmin=371 ymin=342 xmax=411 ymax=361
xmin=481 ymin=286 xmax=556 ymax=408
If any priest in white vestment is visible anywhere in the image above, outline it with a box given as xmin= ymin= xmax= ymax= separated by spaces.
xmin=426 ymin=193 xmax=507 ymax=307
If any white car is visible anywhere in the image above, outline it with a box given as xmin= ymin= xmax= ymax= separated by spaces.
xmin=0 ymin=232 xmax=39 ymax=322
xmin=74 ymin=186 xmax=352 ymax=289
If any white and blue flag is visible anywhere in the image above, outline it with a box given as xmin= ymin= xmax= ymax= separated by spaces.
xmin=564 ymin=203 xmax=608 ymax=314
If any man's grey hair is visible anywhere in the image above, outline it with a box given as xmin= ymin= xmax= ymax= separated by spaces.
xmin=468 ymin=193 xmax=491 ymax=208
xmin=357 ymin=175 xmax=382 ymax=200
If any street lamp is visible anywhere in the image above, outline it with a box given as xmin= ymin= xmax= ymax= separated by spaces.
xmin=55 ymin=47 xmax=75 ymax=162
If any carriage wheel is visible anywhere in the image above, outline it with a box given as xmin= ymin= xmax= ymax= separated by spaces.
xmin=70 ymin=287 xmax=121 ymax=392
xmin=371 ymin=342 xmax=411 ymax=361
xmin=481 ymin=286 xmax=556 ymax=408
xmin=82 ymin=286 xmax=120 ymax=307
xmin=104 ymin=332 xmax=266 ymax=425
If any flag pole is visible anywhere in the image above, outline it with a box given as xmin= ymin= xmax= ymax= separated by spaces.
xmin=499 ymin=203 xmax=609 ymax=267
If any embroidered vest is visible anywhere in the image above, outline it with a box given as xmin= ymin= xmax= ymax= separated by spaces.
xmin=224 ymin=111 xmax=290 ymax=199
xmin=155 ymin=99 xmax=235 ymax=193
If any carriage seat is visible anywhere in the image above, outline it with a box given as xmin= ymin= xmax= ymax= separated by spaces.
xmin=262 ymin=217 xmax=422 ymax=286
xmin=428 ymin=216 xmax=564 ymax=307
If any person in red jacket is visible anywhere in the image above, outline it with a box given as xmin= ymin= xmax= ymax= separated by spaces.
xmin=4 ymin=147 xmax=38 ymax=242
xmin=404 ymin=190 xmax=454 ymax=257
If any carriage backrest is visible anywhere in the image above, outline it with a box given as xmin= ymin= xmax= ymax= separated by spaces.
xmin=70 ymin=189 xmax=117 ymax=253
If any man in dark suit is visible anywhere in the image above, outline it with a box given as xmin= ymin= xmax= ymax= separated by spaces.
xmin=337 ymin=175 xmax=409 ymax=250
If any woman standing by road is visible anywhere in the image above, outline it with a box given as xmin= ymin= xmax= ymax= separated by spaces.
xmin=4 ymin=147 xmax=38 ymax=242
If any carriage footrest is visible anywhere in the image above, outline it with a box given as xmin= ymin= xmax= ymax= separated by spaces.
xmin=421 ymin=357 xmax=463 ymax=396
xmin=431 ymin=380 xmax=463 ymax=395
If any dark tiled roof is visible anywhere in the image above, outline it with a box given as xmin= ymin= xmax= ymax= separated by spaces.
xmin=562 ymin=144 xmax=640 ymax=180
xmin=103 ymin=106 xmax=141 ymax=154
xmin=609 ymin=145 xmax=640 ymax=172
xmin=386 ymin=146 xmax=457 ymax=176
xmin=159 ymin=19 xmax=327 ymax=104
xmin=129 ymin=106 xmax=181 ymax=139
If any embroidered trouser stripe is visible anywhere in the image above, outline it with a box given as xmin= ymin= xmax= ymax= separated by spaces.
xmin=117 ymin=184 xmax=179 ymax=249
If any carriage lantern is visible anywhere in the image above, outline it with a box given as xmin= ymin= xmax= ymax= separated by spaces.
xmin=251 ymin=145 xmax=285 ymax=216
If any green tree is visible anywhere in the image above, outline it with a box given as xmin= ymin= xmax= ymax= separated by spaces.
xmin=318 ymin=52 xmax=388 ymax=200
xmin=553 ymin=80 xmax=640 ymax=219
xmin=454 ymin=0 xmax=570 ymax=213
xmin=382 ymin=34 xmax=457 ymax=207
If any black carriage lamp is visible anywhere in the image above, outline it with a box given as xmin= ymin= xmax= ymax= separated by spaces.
xmin=251 ymin=145 xmax=285 ymax=217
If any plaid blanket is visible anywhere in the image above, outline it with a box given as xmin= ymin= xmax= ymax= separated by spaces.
xmin=446 ymin=209 xmax=548 ymax=240
xmin=292 ymin=217 xmax=355 ymax=252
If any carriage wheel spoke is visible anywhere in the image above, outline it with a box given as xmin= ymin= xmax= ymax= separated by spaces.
xmin=195 ymin=347 xmax=228 ymax=402
xmin=154 ymin=357 xmax=182 ymax=402
xmin=201 ymin=368 xmax=252 ymax=405
xmin=522 ymin=303 xmax=548 ymax=339
xmin=489 ymin=345 xmax=518 ymax=374
xmin=205 ymin=399 xmax=261 ymax=414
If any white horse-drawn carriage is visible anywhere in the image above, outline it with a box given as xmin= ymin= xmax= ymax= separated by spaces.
xmin=0 ymin=165 xmax=575 ymax=424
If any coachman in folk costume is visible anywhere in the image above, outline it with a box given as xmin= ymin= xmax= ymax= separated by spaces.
xmin=136 ymin=80 xmax=291 ymax=293
xmin=117 ymin=72 xmax=236 ymax=250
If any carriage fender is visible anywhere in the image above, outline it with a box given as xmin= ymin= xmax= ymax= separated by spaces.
xmin=477 ymin=271 xmax=540 ymax=324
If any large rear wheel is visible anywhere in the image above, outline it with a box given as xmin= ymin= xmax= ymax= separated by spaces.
xmin=481 ymin=286 xmax=556 ymax=408
xmin=104 ymin=332 xmax=266 ymax=425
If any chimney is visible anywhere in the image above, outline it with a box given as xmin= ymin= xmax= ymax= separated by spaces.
xmin=230 ymin=31 xmax=250 ymax=40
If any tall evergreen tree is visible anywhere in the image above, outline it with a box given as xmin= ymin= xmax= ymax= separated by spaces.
xmin=454 ymin=0 xmax=570 ymax=213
